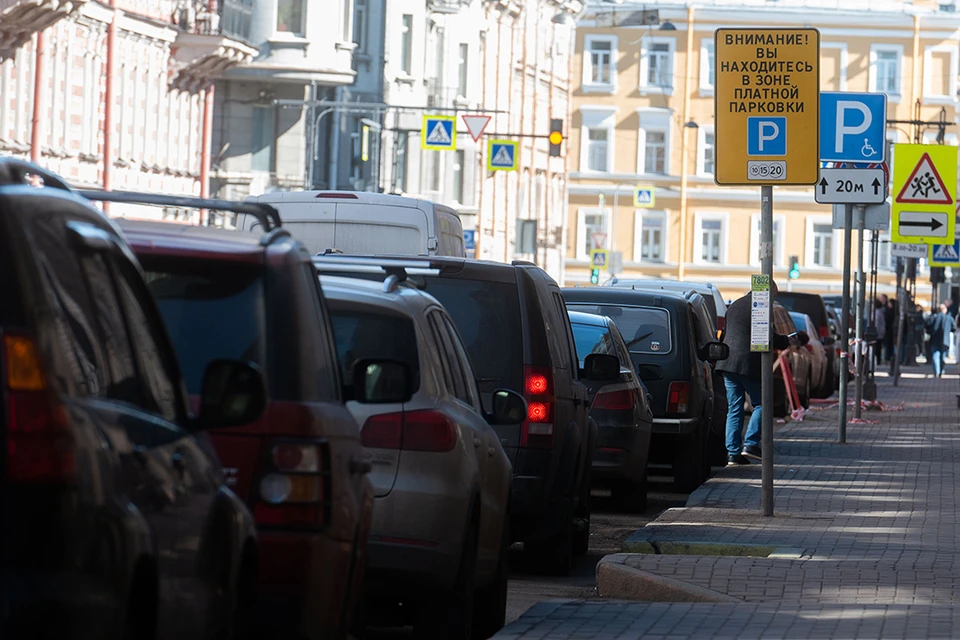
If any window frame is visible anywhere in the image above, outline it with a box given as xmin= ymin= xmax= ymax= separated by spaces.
xmin=636 ymin=107 xmax=672 ymax=175
xmin=582 ymin=34 xmax=617 ymax=93
xmin=869 ymin=44 xmax=903 ymax=102
xmin=748 ymin=213 xmax=786 ymax=267
xmin=699 ymin=38 xmax=714 ymax=95
xmin=633 ymin=209 xmax=668 ymax=263
xmin=577 ymin=207 xmax=611 ymax=262
xmin=696 ymin=125 xmax=715 ymax=177
xmin=639 ymin=35 xmax=675 ymax=95
xmin=693 ymin=211 xmax=728 ymax=266
xmin=923 ymin=44 xmax=958 ymax=102
xmin=400 ymin=14 xmax=414 ymax=76
xmin=438 ymin=312 xmax=481 ymax=410
xmin=806 ymin=216 xmax=840 ymax=270
xmin=457 ymin=42 xmax=469 ymax=99
xmin=579 ymin=106 xmax=617 ymax=174
xmin=275 ymin=0 xmax=306 ymax=37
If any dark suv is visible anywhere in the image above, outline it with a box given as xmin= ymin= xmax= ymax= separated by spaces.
xmin=563 ymin=287 xmax=728 ymax=492
xmin=312 ymin=255 xmax=618 ymax=574
xmin=0 ymin=159 xmax=266 ymax=639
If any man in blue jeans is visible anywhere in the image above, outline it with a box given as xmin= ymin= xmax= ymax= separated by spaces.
xmin=717 ymin=281 xmax=791 ymax=465
xmin=926 ymin=303 xmax=953 ymax=377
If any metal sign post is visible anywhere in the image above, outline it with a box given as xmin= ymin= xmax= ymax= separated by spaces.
xmin=838 ymin=204 xmax=852 ymax=442
xmin=760 ymin=189 xmax=775 ymax=516
xmin=854 ymin=205 xmax=866 ymax=420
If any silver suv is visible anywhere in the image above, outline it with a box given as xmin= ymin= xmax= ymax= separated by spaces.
xmin=319 ymin=272 xmax=526 ymax=640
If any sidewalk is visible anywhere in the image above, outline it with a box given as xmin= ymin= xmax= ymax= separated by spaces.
xmin=495 ymin=369 xmax=960 ymax=639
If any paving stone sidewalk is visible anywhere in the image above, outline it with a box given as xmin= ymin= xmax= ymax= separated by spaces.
xmin=495 ymin=371 xmax=960 ymax=638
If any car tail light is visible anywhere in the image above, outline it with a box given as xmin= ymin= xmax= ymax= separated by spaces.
xmin=315 ymin=192 xmax=359 ymax=199
xmin=667 ymin=381 xmax=689 ymax=414
xmin=592 ymin=389 xmax=634 ymax=411
xmin=3 ymin=334 xmax=75 ymax=484
xmin=818 ymin=326 xmax=829 ymax=338
xmin=254 ymin=440 xmax=330 ymax=529
xmin=521 ymin=365 xmax=554 ymax=448
xmin=361 ymin=411 xmax=456 ymax=452
xmin=717 ymin=316 xmax=725 ymax=334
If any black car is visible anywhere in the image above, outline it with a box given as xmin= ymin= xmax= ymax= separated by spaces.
xmin=0 ymin=158 xmax=266 ymax=639
xmin=567 ymin=311 xmax=654 ymax=512
xmin=312 ymin=255 xmax=619 ymax=574
xmin=562 ymin=287 xmax=728 ymax=493
xmin=776 ymin=292 xmax=838 ymax=395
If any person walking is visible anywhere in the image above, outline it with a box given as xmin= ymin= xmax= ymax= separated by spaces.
xmin=925 ymin=303 xmax=952 ymax=377
xmin=716 ymin=281 xmax=791 ymax=465
xmin=872 ymin=298 xmax=886 ymax=367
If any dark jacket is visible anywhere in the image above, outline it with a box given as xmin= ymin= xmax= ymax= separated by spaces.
xmin=717 ymin=293 xmax=790 ymax=379
xmin=926 ymin=311 xmax=953 ymax=350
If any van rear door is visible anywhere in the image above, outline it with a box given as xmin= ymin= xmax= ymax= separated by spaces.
xmin=332 ymin=201 xmax=429 ymax=254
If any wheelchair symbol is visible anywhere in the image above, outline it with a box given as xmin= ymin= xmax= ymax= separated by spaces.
xmin=861 ymin=138 xmax=877 ymax=158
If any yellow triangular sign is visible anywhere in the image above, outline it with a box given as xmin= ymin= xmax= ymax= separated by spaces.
xmin=896 ymin=153 xmax=953 ymax=205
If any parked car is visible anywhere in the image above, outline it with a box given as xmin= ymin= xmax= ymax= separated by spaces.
xmin=776 ymin=291 xmax=837 ymax=396
xmin=789 ymin=310 xmax=829 ymax=400
xmin=773 ymin=304 xmax=814 ymax=410
xmin=566 ymin=311 xmax=653 ymax=512
xmin=1 ymin=159 xmax=266 ymax=639
xmin=562 ymin=287 xmax=728 ymax=493
xmin=312 ymin=255 xmax=618 ymax=574
xmin=321 ymin=272 xmax=526 ymax=639
xmin=606 ymin=278 xmax=728 ymax=335
xmin=116 ymin=205 xmax=393 ymax=638
xmin=237 ymin=191 xmax=466 ymax=257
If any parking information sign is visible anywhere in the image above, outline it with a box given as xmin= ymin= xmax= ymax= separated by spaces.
xmin=714 ymin=28 xmax=820 ymax=186
xmin=891 ymin=144 xmax=957 ymax=243
xmin=750 ymin=274 xmax=771 ymax=352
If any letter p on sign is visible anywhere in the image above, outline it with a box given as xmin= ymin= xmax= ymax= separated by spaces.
xmin=835 ymin=100 xmax=871 ymax=155
xmin=747 ymin=116 xmax=787 ymax=156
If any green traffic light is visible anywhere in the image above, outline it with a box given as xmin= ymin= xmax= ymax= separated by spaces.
xmin=590 ymin=269 xmax=600 ymax=284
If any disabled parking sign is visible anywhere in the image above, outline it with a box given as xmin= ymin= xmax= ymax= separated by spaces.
xmin=422 ymin=115 xmax=457 ymax=151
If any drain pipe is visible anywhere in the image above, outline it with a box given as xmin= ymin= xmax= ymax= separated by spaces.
xmin=328 ymin=85 xmax=344 ymax=189
xmin=103 ymin=0 xmax=118 ymax=201
xmin=199 ymin=0 xmax=216 ymax=206
xmin=30 ymin=32 xmax=45 ymax=163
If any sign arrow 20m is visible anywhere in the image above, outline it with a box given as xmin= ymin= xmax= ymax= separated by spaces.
xmin=814 ymin=168 xmax=887 ymax=204
xmin=895 ymin=211 xmax=949 ymax=239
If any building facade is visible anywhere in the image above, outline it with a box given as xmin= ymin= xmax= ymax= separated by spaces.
xmin=567 ymin=0 xmax=960 ymax=300
xmin=1 ymin=0 xmax=255 ymax=219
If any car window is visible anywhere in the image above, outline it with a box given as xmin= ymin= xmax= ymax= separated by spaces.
xmin=690 ymin=304 xmax=715 ymax=348
xmin=141 ymin=258 xmax=266 ymax=396
xmin=566 ymin=303 xmax=672 ymax=355
xmin=429 ymin=310 xmax=471 ymax=404
xmin=552 ymin=291 xmax=578 ymax=374
xmin=328 ymin=304 xmax=421 ymax=394
xmin=302 ymin=265 xmax=342 ymax=401
xmin=111 ymin=256 xmax=182 ymax=423
xmin=440 ymin=312 xmax=481 ymax=409
xmin=774 ymin=306 xmax=797 ymax=335
xmin=607 ymin=321 xmax=634 ymax=367
xmin=570 ymin=321 xmax=620 ymax=368
xmin=788 ymin=312 xmax=808 ymax=334
xmin=419 ymin=276 xmax=522 ymax=392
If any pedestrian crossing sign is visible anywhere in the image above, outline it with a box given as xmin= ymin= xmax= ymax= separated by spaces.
xmin=590 ymin=249 xmax=608 ymax=268
xmin=633 ymin=186 xmax=655 ymax=208
xmin=487 ymin=140 xmax=519 ymax=171
xmin=422 ymin=115 xmax=457 ymax=151
xmin=928 ymin=239 xmax=960 ymax=267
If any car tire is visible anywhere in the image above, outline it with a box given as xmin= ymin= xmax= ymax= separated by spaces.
xmin=612 ymin=475 xmax=647 ymax=513
xmin=416 ymin=521 xmax=478 ymax=640
xmin=524 ymin=513 xmax=572 ymax=575
xmin=674 ymin=428 xmax=705 ymax=493
xmin=473 ymin=515 xmax=510 ymax=640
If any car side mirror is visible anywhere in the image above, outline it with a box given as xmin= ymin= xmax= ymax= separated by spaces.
xmin=698 ymin=341 xmax=730 ymax=362
xmin=198 ymin=360 xmax=268 ymax=428
xmin=487 ymin=389 xmax=527 ymax=425
xmin=583 ymin=353 xmax=620 ymax=382
xmin=636 ymin=363 xmax=663 ymax=382
xmin=797 ymin=330 xmax=810 ymax=346
xmin=351 ymin=358 xmax=414 ymax=404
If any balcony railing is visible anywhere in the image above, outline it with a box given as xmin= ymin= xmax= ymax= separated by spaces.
xmin=219 ymin=0 xmax=253 ymax=44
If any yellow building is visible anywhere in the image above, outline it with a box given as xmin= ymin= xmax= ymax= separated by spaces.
xmin=565 ymin=0 xmax=960 ymax=302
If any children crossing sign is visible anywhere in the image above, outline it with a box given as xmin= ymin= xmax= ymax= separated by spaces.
xmin=422 ymin=115 xmax=457 ymax=151
xmin=487 ymin=140 xmax=519 ymax=171
xmin=891 ymin=144 xmax=957 ymax=243
xmin=929 ymin=239 xmax=960 ymax=267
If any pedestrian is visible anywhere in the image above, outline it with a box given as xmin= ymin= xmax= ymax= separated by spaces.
xmin=716 ymin=280 xmax=791 ymax=465
xmin=883 ymin=297 xmax=897 ymax=364
xmin=872 ymin=298 xmax=886 ymax=366
xmin=925 ymin=303 xmax=952 ymax=377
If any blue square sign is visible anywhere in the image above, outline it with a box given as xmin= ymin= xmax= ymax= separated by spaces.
xmin=747 ymin=117 xmax=787 ymax=156
xmin=819 ymin=92 xmax=887 ymax=163
xmin=463 ymin=229 xmax=476 ymax=251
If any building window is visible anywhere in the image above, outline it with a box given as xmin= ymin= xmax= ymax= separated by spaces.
xmin=749 ymin=214 xmax=785 ymax=266
xmin=644 ymin=131 xmax=666 ymax=174
xmin=453 ymin=150 xmax=464 ymax=204
xmin=251 ymin=107 xmax=275 ymax=173
xmin=699 ymin=39 xmax=714 ymax=92
xmin=578 ymin=208 xmax=609 ymax=260
xmin=353 ymin=0 xmax=367 ymax=50
xmin=924 ymin=45 xmax=958 ymax=99
xmin=811 ymin=223 xmax=835 ymax=268
xmin=401 ymin=14 xmax=413 ymax=75
xmin=394 ymin=131 xmax=408 ymax=192
xmin=640 ymin=37 xmax=674 ymax=93
xmin=699 ymin=218 xmax=723 ymax=263
xmin=870 ymin=45 xmax=902 ymax=98
xmin=697 ymin=127 xmax=715 ymax=176
xmin=276 ymin=0 xmax=304 ymax=35
xmin=634 ymin=211 xmax=666 ymax=263
xmin=458 ymin=44 xmax=468 ymax=98
xmin=583 ymin=35 xmax=616 ymax=91
xmin=579 ymin=107 xmax=616 ymax=174
xmin=586 ymin=128 xmax=609 ymax=172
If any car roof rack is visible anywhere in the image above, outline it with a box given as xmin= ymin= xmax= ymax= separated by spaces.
xmin=76 ymin=189 xmax=283 ymax=232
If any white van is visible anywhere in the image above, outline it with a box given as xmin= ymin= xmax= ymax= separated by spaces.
xmin=238 ymin=191 xmax=466 ymax=257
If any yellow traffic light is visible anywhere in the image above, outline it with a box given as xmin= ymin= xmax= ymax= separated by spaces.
xmin=548 ymin=131 xmax=563 ymax=146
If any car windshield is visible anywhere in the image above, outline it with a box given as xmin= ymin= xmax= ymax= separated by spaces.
xmin=418 ymin=277 xmax=522 ymax=391
xmin=788 ymin=312 xmax=809 ymax=334
xmin=570 ymin=321 xmax=620 ymax=367
xmin=566 ymin=303 xmax=671 ymax=354
xmin=141 ymin=259 xmax=265 ymax=395
xmin=327 ymin=305 xmax=421 ymax=393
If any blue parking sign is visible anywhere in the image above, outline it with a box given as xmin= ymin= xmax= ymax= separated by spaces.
xmin=463 ymin=229 xmax=476 ymax=251
xmin=747 ymin=117 xmax=787 ymax=156
xmin=819 ymin=92 xmax=887 ymax=163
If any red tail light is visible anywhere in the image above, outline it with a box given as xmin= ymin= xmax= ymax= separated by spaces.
xmin=592 ymin=389 xmax=634 ymax=411
xmin=361 ymin=410 xmax=456 ymax=452
xmin=667 ymin=381 xmax=689 ymax=414
xmin=254 ymin=440 xmax=330 ymax=529
xmin=818 ymin=326 xmax=829 ymax=338
xmin=3 ymin=334 xmax=75 ymax=483
xmin=717 ymin=316 xmax=725 ymax=334
xmin=521 ymin=365 xmax=554 ymax=448
xmin=315 ymin=192 xmax=359 ymax=199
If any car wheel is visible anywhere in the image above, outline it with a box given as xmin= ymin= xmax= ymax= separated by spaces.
xmin=612 ymin=475 xmax=647 ymax=513
xmin=674 ymin=428 xmax=705 ymax=493
xmin=524 ymin=512 xmax=572 ymax=575
xmin=473 ymin=515 xmax=510 ymax=640
xmin=416 ymin=521 xmax=478 ymax=639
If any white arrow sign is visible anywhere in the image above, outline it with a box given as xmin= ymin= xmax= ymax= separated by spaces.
xmin=896 ymin=211 xmax=950 ymax=239
xmin=891 ymin=243 xmax=928 ymax=258
xmin=461 ymin=115 xmax=492 ymax=142
xmin=815 ymin=168 xmax=886 ymax=204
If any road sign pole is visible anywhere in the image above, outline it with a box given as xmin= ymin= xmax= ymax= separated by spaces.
xmin=838 ymin=204 xmax=853 ymax=443
xmin=854 ymin=206 xmax=866 ymax=419
xmin=893 ymin=258 xmax=905 ymax=386
xmin=761 ymin=186 xmax=774 ymax=517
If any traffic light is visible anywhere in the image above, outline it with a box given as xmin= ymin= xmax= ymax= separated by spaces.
xmin=590 ymin=268 xmax=600 ymax=284
xmin=788 ymin=255 xmax=800 ymax=280
xmin=549 ymin=118 xmax=563 ymax=157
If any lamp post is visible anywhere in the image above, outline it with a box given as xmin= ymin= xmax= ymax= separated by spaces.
xmin=678 ymin=119 xmax=698 ymax=281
